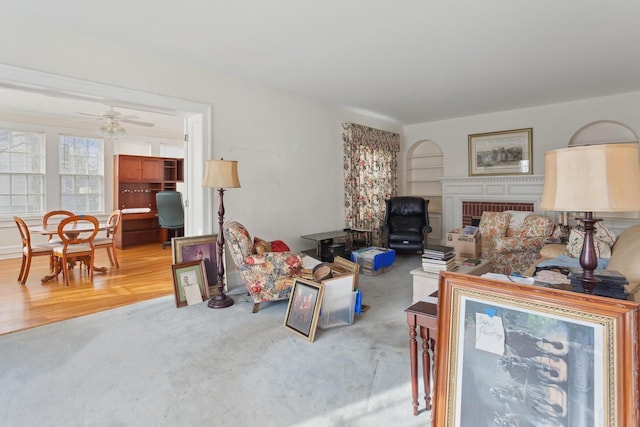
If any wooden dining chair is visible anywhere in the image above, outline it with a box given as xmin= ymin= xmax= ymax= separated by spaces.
xmin=14 ymin=216 xmax=56 ymax=285
xmin=43 ymin=210 xmax=75 ymax=243
xmin=52 ymin=215 xmax=99 ymax=287
xmin=94 ymin=210 xmax=121 ymax=268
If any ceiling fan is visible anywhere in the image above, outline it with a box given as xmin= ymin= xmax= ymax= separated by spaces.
xmin=75 ymin=106 xmax=155 ymax=128
xmin=74 ymin=106 xmax=154 ymax=140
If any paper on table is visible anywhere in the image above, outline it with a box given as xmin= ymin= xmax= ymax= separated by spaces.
xmin=121 ymin=207 xmax=152 ymax=214
xmin=481 ymin=273 xmax=535 ymax=285
xmin=302 ymin=255 xmax=322 ymax=269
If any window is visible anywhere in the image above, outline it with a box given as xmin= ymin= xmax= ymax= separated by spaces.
xmin=59 ymin=135 xmax=104 ymax=212
xmin=160 ymin=143 xmax=184 ymax=158
xmin=0 ymin=129 xmax=45 ymax=216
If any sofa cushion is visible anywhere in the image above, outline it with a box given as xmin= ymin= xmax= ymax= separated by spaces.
xmin=607 ymin=224 xmax=640 ymax=284
xmin=478 ymin=211 xmax=511 ymax=239
xmin=270 ymin=240 xmax=291 ymax=252
xmin=566 ymin=223 xmax=617 ymax=259
xmin=504 ymin=210 xmax=531 ymax=237
xmin=253 ymin=237 xmax=272 ymax=255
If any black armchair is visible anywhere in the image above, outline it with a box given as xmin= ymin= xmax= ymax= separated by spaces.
xmin=383 ymin=197 xmax=431 ymax=253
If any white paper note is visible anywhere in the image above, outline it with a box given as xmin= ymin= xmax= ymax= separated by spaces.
xmin=475 ymin=313 xmax=505 ymax=355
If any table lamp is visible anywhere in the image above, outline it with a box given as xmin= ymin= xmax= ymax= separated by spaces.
xmin=540 ymin=143 xmax=640 ymax=293
xmin=203 ymin=159 xmax=241 ymax=309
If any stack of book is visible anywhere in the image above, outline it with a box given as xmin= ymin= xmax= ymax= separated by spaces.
xmin=422 ymin=245 xmax=457 ymax=273
xmin=568 ymin=268 xmax=629 ymax=299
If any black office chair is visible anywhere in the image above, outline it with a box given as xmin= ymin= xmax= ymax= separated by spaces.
xmin=383 ymin=197 xmax=431 ymax=253
xmin=156 ymin=191 xmax=184 ymax=249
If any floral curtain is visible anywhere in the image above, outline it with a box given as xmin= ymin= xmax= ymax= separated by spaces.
xmin=342 ymin=123 xmax=400 ymax=246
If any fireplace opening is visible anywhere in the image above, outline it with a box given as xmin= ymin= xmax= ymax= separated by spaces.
xmin=462 ymin=201 xmax=534 ymax=226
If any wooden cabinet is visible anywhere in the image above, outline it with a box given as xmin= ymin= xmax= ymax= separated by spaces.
xmin=114 ymin=154 xmax=184 ymax=249
xmin=118 ymin=155 xmax=164 ymax=182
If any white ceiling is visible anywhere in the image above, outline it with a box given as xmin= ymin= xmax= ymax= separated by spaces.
xmin=3 ymin=0 xmax=640 ymax=125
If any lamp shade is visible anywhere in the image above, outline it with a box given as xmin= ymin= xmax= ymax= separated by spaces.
xmin=540 ymin=143 xmax=640 ymax=212
xmin=203 ymin=159 xmax=241 ymax=189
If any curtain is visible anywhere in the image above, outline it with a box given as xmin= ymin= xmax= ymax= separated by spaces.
xmin=342 ymin=123 xmax=400 ymax=247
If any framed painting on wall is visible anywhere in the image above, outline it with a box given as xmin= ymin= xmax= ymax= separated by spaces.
xmin=468 ymin=128 xmax=533 ymax=176
xmin=432 ymin=271 xmax=639 ymax=427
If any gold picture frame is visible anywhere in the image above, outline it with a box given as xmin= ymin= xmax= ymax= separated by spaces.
xmin=468 ymin=128 xmax=533 ymax=176
xmin=432 ymin=272 xmax=640 ymax=426
xmin=283 ymin=278 xmax=325 ymax=342
xmin=172 ymin=234 xmax=226 ymax=292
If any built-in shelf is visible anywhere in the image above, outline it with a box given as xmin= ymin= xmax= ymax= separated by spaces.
xmin=406 ymin=140 xmax=443 ymax=243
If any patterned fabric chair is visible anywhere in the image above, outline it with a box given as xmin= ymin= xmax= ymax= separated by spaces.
xmin=223 ymin=221 xmax=303 ymax=313
xmin=479 ymin=211 xmax=555 ymax=275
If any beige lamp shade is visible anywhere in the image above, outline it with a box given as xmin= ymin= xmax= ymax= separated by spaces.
xmin=203 ymin=160 xmax=241 ymax=189
xmin=540 ymin=143 xmax=640 ymax=212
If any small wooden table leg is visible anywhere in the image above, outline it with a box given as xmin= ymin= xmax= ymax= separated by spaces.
xmin=409 ymin=322 xmax=420 ymax=415
xmin=421 ymin=327 xmax=432 ymax=411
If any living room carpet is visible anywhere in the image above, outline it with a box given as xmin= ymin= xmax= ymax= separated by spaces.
xmin=0 ymin=254 xmax=428 ymax=427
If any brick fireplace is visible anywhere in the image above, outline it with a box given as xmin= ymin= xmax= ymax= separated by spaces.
xmin=441 ymin=175 xmax=545 ymax=236
xmin=462 ymin=201 xmax=534 ymax=226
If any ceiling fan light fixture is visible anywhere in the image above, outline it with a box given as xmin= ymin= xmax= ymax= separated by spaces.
xmin=98 ymin=120 xmax=127 ymax=140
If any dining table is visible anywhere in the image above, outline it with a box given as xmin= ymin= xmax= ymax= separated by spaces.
xmin=30 ymin=221 xmax=114 ymax=282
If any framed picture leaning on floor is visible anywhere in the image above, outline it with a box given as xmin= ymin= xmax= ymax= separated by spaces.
xmin=283 ymin=278 xmax=325 ymax=343
xmin=172 ymin=234 xmax=226 ymax=292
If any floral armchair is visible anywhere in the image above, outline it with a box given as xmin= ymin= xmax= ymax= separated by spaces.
xmin=478 ymin=211 xmax=555 ymax=275
xmin=223 ymin=221 xmax=302 ymax=313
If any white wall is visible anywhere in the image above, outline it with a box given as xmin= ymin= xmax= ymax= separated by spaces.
xmin=0 ymin=14 xmax=400 ymax=259
xmin=403 ymin=91 xmax=640 ymax=182
xmin=402 ymin=91 xmax=640 ymax=235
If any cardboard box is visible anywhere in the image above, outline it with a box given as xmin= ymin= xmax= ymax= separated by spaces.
xmin=446 ymin=228 xmax=481 ymax=259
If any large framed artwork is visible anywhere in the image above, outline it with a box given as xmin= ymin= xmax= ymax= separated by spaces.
xmin=468 ymin=128 xmax=533 ymax=176
xmin=432 ymin=272 xmax=639 ymax=427
xmin=172 ymin=235 xmax=226 ymax=292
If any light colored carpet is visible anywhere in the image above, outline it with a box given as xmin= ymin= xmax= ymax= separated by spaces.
xmin=0 ymin=254 xmax=431 ymax=427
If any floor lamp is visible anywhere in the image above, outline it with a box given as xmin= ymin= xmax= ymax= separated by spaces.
xmin=540 ymin=143 xmax=640 ymax=294
xmin=203 ymin=159 xmax=240 ymax=309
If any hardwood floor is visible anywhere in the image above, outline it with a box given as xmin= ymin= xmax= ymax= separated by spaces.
xmin=0 ymin=243 xmax=174 ymax=335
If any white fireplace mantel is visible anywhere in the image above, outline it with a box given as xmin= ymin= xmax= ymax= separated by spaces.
xmin=441 ymin=175 xmax=545 ymax=234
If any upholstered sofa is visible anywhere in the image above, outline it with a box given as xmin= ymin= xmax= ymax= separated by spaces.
xmin=524 ymin=223 xmax=640 ymax=301
xmin=223 ymin=221 xmax=303 ymax=313
xmin=478 ymin=211 xmax=555 ymax=275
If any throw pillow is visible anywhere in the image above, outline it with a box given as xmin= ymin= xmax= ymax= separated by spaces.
xmin=478 ymin=211 xmax=511 ymax=239
xmin=270 ymin=240 xmax=291 ymax=252
xmin=566 ymin=225 xmax=615 ymax=259
xmin=253 ymin=236 xmax=272 ymax=255
xmin=519 ymin=215 xmax=555 ymax=238
xmin=503 ymin=210 xmax=531 ymax=235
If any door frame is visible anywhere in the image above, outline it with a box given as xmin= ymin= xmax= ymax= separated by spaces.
xmin=0 ymin=64 xmax=214 ymax=236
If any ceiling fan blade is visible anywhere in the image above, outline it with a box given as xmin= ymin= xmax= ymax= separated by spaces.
xmin=75 ymin=111 xmax=103 ymax=118
xmin=121 ymin=118 xmax=154 ymax=127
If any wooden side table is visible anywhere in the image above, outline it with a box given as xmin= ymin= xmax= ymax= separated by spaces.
xmin=405 ymin=300 xmax=438 ymax=416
